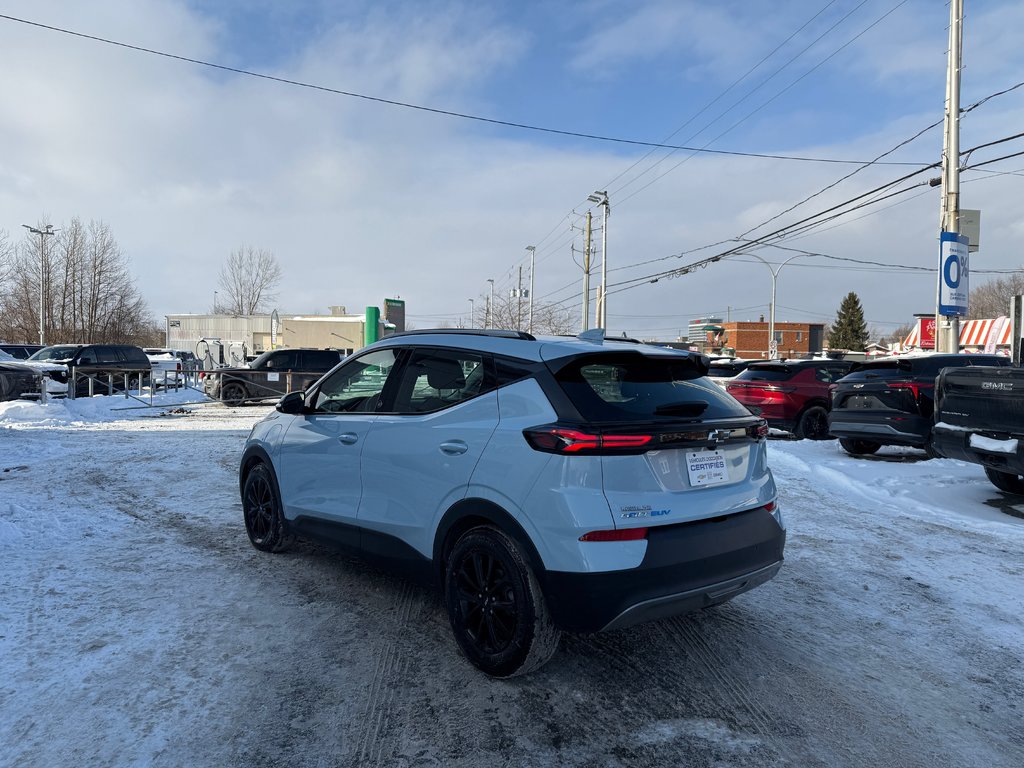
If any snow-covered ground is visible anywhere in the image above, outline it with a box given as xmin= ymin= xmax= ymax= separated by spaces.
xmin=1 ymin=394 xmax=1022 ymax=767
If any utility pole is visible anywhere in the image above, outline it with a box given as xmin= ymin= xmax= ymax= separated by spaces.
xmin=21 ymin=224 xmax=57 ymax=345
xmin=588 ymin=191 xmax=609 ymax=328
xmin=936 ymin=0 xmax=964 ymax=353
xmin=526 ymin=245 xmax=536 ymax=334
xmin=581 ymin=212 xmax=592 ymax=331
xmin=468 ymin=298 xmax=474 ymax=328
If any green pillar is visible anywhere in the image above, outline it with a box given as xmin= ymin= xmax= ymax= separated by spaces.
xmin=365 ymin=306 xmax=380 ymax=346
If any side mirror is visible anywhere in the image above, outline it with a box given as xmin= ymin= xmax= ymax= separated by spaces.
xmin=276 ymin=390 xmax=308 ymax=415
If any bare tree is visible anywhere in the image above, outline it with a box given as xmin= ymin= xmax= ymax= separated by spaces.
xmin=0 ymin=217 xmax=154 ymax=344
xmin=217 ymin=246 xmax=282 ymax=315
xmin=0 ymin=229 xmax=12 ymax=292
xmin=968 ymin=274 xmax=1024 ymax=319
xmin=473 ymin=291 xmax=575 ymax=336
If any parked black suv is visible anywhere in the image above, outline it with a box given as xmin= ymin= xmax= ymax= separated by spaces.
xmin=206 ymin=348 xmax=346 ymax=405
xmin=828 ymin=354 xmax=1010 ymax=456
xmin=29 ymin=344 xmax=152 ymax=396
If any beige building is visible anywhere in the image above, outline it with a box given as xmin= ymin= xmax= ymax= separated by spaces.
xmin=165 ymin=304 xmax=398 ymax=361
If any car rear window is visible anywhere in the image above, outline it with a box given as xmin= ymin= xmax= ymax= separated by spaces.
xmin=553 ymin=352 xmax=750 ymax=422
xmin=733 ymin=364 xmax=799 ymax=382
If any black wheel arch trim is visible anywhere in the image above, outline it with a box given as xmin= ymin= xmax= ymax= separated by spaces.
xmin=239 ymin=444 xmax=275 ymax=497
xmin=433 ymin=498 xmax=547 ymax=587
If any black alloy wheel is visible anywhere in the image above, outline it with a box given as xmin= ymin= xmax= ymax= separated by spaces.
xmin=221 ymin=382 xmax=246 ymax=406
xmin=839 ymin=437 xmax=882 ymax=456
xmin=796 ymin=406 xmax=831 ymax=440
xmin=242 ymin=463 xmax=292 ymax=552
xmin=984 ymin=466 xmax=1024 ymax=495
xmin=445 ymin=528 xmax=560 ymax=677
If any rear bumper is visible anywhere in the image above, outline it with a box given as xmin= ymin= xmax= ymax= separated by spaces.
xmin=828 ymin=411 xmax=931 ymax=447
xmin=933 ymin=426 xmax=1024 ymax=475
xmin=540 ymin=507 xmax=786 ymax=633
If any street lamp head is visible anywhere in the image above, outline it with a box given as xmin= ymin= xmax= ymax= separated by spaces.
xmin=526 ymin=245 xmax=535 ymax=252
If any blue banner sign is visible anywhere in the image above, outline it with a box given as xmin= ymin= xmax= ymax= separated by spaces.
xmin=939 ymin=232 xmax=969 ymax=317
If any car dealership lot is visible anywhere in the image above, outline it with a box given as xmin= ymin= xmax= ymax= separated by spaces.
xmin=1 ymin=398 xmax=1022 ymax=768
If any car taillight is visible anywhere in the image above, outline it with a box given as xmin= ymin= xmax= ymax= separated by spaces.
xmin=746 ymin=420 xmax=769 ymax=440
xmin=176 ymin=362 xmax=182 ymax=372
xmin=523 ymin=426 xmax=653 ymax=455
xmin=579 ymin=527 xmax=648 ymax=542
xmin=887 ymin=382 xmax=929 ymax=401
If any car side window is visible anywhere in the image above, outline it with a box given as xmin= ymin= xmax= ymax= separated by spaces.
xmin=392 ymin=350 xmax=489 ymax=414
xmin=312 ymin=349 xmax=400 ymax=413
xmin=814 ymin=366 xmax=833 ymax=383
xmin=264 ymin=351 xmax=299 ymax=370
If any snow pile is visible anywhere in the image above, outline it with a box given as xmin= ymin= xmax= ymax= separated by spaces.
xmin=0 ymin=389 xmax=212 ymax=427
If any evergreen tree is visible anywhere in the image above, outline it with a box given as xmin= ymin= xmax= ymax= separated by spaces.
xmin=828 ymin=292 xmax=869 ymax=351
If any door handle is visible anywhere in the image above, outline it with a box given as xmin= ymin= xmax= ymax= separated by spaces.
xmin=338 ymin=433 xmax=359 ymax=445
xmin=439 ymin=440 xmax=469 ymax=455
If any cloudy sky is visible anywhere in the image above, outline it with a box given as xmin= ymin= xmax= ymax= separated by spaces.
xmin=1 ymin=0 xmax=1022 ymax=339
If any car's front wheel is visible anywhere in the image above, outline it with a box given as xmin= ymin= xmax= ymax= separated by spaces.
xmin=242 ymin=462 xmax=292 ymax=552
xmin=839 ymin=437 xmax=881 ymax=456
xmin=445 ymin=527 xmax=560 ymax=678
xmin=984 ymin=467 xmax=1024 ymax=494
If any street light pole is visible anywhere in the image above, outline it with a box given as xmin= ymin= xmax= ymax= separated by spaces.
xmin=526 ymin=246 xmax=536 ymax=335
xmin=486 ymin=279 xmax=494 ymax=329
xmin=744 ymin=253 xmax=810 ymax=358
xmin=22 ymin=224 xmax=57 ymax=346
xmin=588 ymin=191 xmax=609 ymax=328
xmin=468 ymin=298 xmax=474 ymax=328
xmin=213 ymin=291 xmax=218 ymax=313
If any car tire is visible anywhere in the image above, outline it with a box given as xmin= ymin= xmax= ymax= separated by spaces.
xmin=445 ymin=527 xmax=561 ymax=678
xmin=984 ymin=467 xmax=1024 ymax=494
xmin=839 ymin=437 xmax=881 ymax=456
xmin=221 ymin=382 xmax=246 ymax=407
xmin=242 ymin=462 xmax=293 ymax=552
xmin=795 ymin=406 xmax=831 ymax=440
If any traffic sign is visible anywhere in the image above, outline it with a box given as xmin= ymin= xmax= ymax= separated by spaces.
xmin=768 ymin=338 xmax=779 ymax=358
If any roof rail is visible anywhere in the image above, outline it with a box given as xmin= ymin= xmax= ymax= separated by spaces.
xmin=385 ymin=328 xmax=537 ymax=341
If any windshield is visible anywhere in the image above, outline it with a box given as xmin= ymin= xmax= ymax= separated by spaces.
xmin=30 ymin=345 xmax=81 ymax=361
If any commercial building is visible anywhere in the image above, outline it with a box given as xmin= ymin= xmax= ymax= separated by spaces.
xmin=165 ymin=300 xmax=404 ymax=364
xmin=689 ymin=318 xmax=825 ymax=359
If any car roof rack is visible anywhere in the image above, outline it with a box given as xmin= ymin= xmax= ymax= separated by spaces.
xmin=385 ymin=328 xmax=537 ymax=341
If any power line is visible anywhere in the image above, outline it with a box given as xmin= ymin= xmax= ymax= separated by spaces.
xmin=0 ymin=12 xmax=932 ymax=167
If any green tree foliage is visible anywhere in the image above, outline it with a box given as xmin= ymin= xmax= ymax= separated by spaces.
xmin=828 ymin=292 xmax=869 ymax=351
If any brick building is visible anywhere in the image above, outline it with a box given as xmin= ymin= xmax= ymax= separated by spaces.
xmin=700 ymin=320 xmax=826 ymax=359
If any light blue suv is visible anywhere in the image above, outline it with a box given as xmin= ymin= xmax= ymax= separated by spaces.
xmin=239 ymin=330 xmax=785 ymax=676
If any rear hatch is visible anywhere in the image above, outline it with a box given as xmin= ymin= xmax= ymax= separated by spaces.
xmin=725 ymin=364 xmax=799 ymax=414
xmin=542 ymin=351 xmax=774 ymax=525
xmin=936 ymin=366 xmax=1024 ymax=434
xmin=831 ymin=361 xmax=924 ymax=415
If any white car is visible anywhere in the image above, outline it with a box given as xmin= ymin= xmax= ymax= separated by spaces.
xmin=239 ymin=330 xmax=785 ymax=676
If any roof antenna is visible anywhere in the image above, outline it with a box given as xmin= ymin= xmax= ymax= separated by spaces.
xmin=577 ymin=328 xmax=605 ymax=344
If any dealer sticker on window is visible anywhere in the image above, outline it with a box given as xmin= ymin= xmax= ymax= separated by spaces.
xmin=686 ymin=450 xmax=729 ymax=487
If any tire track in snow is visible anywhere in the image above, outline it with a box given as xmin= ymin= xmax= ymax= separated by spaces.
xmin=353 ymin=579 xmax=417 ymax=766
xmin=659 ymin=617 xmax=788 ymax=762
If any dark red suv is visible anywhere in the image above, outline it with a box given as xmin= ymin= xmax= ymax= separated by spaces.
xmin=725 ymin=359 xmax=856 ymax=439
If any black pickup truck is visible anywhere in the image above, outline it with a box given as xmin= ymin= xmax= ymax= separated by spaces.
xmin=205 ymin=348 xmax=345 ymax=406
xmin=932 ymin=364 xmax=1024 ymax=493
